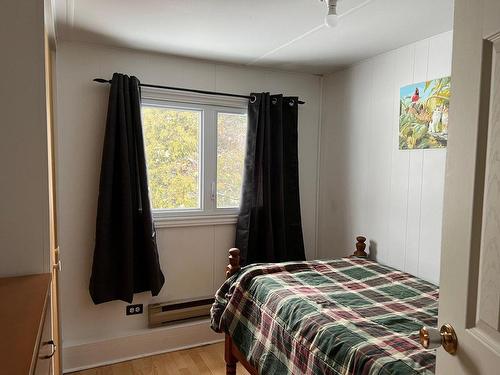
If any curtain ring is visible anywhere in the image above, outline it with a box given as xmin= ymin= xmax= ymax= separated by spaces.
xmin=272 ymin=98 xmax=278 ymax=105
xmin=250 ymin=95 xmax=257 ymax=103
xmin=289 ymin=99 xmax=295 ymax=107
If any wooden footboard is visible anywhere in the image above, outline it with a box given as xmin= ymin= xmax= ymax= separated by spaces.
xmin=224 ymin=248 xmax=259 ymax=375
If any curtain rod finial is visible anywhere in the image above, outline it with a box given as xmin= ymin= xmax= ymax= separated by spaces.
xmin=93 ymin=78 xmax=111 ymax=84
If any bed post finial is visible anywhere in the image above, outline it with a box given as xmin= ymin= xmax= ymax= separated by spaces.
xmin=226 ymin=248 xmax=241 ymax=279
xmin=353 ymin=236 xmax=368 ymax=258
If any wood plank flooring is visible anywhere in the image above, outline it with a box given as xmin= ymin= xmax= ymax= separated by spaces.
xmin=69 ymin=342 xmax=250 ymax=375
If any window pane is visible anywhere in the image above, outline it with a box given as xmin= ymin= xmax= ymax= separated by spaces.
xmin=217 ymin=112 xmax=247 ymax=208
xmin=142 ymin=106 xmax=201 ymax=210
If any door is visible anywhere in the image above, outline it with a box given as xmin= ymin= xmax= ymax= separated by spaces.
xmin=437 ymin=0 xmax=500 ymax=373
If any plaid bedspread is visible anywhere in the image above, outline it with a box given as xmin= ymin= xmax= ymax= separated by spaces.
xmin=211 ymin=258 xmax=438 ymax=375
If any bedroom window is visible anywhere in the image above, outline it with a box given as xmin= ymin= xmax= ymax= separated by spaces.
xmin=141 ymin=96 xmax=247 ymax=224
xmin=142 ymin=106 xmax=202 ymax=210
xmin=216 ymin=112 xmax=247 ymax=208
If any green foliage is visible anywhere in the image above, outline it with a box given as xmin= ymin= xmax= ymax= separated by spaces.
xmin=142 ymin=106 xmax=200 ymax=209
xmin=217 ymin=113 xmax=247 ymax=208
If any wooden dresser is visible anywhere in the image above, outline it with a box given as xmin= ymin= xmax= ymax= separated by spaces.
xmin=0 ymin=274 xmax=54 ymax=375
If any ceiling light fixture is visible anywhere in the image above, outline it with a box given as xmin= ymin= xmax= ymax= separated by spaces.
xmin=324 ymin=0 xmax=340 ymax=27
xmin=320 ymin=0 xmax=373 ymax=28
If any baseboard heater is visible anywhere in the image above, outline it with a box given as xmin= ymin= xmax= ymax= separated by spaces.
xmin=148 ymin=297 xmax=214 ymax=328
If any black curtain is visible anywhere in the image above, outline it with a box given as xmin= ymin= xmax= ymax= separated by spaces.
xmin=89 ymin=73 xmax=165 ymax=304
xmin=235 ymin=93 xmax=306 ymax=265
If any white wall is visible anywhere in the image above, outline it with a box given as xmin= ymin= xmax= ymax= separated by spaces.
xmin=0 ymin=0 xmax=50 ymax=276
xmin=318 ymin=31 xmax=453 ymax=285
xmin=56 ymin=41 xmax=322 ymax=370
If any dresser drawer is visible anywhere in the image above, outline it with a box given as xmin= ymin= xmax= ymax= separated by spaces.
xmin=0 ymin=274 xmax=52 ymax=374
xmin=34 ymin=299 xmax=54 ymax=375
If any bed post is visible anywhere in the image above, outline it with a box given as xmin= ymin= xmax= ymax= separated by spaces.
xmin=352 ymin=236 xmax=368 ymax=258
xmin=225 ymin=335 xmax=237 ymax=375
xmin=225 ymin=248 xmax=241 ymax=375
xmin=226 ymin=248 xmax=241 ymax=278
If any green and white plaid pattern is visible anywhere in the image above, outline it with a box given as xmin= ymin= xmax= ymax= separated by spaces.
xmin=211 ymin=258 xmax=438 ymax=375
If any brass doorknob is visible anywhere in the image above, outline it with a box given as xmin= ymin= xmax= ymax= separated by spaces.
xmin=419 ymin=324 xmax=458 ymax=354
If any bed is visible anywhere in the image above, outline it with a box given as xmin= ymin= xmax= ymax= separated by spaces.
xmin=210 ymin=238 xmax=439 ymax=375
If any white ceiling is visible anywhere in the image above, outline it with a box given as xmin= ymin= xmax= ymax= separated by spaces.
xmin=54 ymin=0 xmax=454 ymax=74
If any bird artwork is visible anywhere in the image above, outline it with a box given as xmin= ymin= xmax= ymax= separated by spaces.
xmin=412 ymin=88 xmax=420 ymax=103
xmin=399 ymin=77 xmax=451 ymax=150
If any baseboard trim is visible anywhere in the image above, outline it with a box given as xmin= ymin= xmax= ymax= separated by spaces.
xmin=63 ymin=319 xmax=223 ymax=373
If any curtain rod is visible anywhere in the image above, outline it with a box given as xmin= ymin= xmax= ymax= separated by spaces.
xmin=93 ymin=78 xmax=305 ymax=105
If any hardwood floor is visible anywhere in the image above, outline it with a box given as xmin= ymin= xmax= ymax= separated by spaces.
xmin=69 ymin=342 xmax=250 ymax=375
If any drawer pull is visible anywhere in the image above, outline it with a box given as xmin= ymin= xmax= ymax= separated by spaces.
xmin=39 ymin=340 xmax=56 ymax=359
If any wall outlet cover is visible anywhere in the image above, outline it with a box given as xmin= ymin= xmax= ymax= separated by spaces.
xmin=126 ymin=304 xmax=143 ymax=316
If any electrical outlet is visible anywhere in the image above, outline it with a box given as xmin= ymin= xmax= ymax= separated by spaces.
xmin=126 ymin=304 xmax=143 ymax=316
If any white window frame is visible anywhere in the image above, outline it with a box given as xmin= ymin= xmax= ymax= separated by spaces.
xmin=141 ymin=87 xmax=248 ymax=227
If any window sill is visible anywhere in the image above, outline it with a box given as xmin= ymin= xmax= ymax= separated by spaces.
xmin=154 ymin=214 xmax=238 ymax=228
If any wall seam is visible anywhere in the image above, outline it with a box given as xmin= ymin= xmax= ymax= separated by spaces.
xmin=314 ymin=75 xmax=325 ymax=259
xmin=365 ymin=60 xmax=376 ymax=245
xmin=416 ymin=40 xmax=431 ymax=277
xmin=386 ymin=61 xmax=396 ymax=266
xmin=402 ymin=44 xmax=417 ymax=271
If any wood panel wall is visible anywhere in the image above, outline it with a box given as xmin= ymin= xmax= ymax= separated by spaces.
xmin=318 ymin=31 xmax=453 ymax=285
